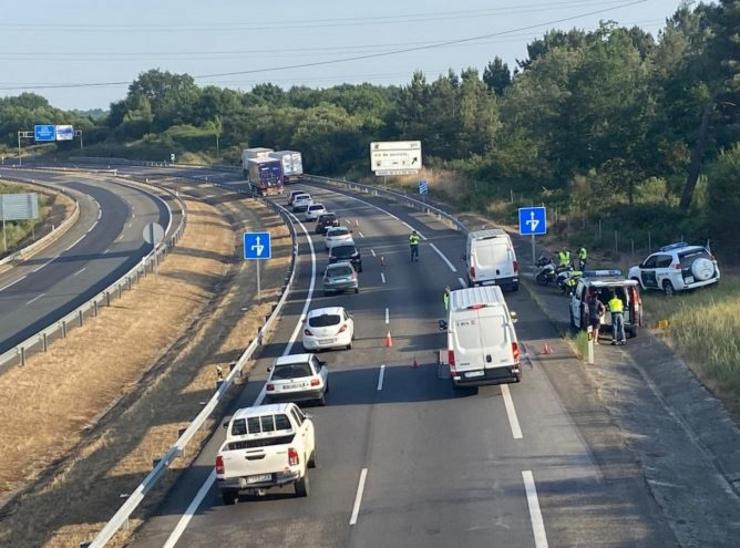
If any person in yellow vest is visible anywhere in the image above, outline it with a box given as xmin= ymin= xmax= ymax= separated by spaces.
xmin=409 ymin=230 xmax=421 ymax=262
xmin=443 ymin=286 xmax=451 ymax=311
xmin=558 ymin=248 xmax=571 ymax=269
xmin=577 ymin=245 xmax=588 ymax=270
xmin=608 ymin=291 xmax=626 ymax=345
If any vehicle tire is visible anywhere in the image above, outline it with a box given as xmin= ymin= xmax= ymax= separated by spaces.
xmin=535 ymin=272 xmax=547 ymax=286
xmin=354 ymin=287 xmax=359 ymax=294
xmin=514 ymin=371 xmax=522 ymax=383
xmin=318 ymin=393 xmax=327 ymax=406
xmin=628 ymin=326 xmax=638 ymax=339
xmin=662 ymin=280 xmax=675 ymax=296
xmin=294 ymin=473 xmax=309 ymax=497
xmin=346 ymin=343 xmax=352 ymax=351
xmin=691 ymin=258 xmax=715 ymax=281
xmin=358 ymin=265 xmax=363 ymax=273
xmin=324 ymin=380 xmax=330 ymax=393
xmin=323 ymin=290 xmax=330 ymax=297
xmin=511 ymin=283 xmax=519 ymax=292
xmin=221 ymin=489 xmax=239 ymax=506
xmin=308 ymin=449 xmax=317 ymax=468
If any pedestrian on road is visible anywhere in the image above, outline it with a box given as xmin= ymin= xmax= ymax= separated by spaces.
xmin=586 ymin=290 xmax=606 ymax=343
xmin=577 ymin=245 xmax=588 ymax=271
xmin=558 ymin=248 xmax=571 ymax=269
xmin=443 ymin=286 xmax=451 ymax=311
xmin=409 ymin=230 xmax=421 ymax=262
xmin=608 ymin=291 xmax=626 ymax=345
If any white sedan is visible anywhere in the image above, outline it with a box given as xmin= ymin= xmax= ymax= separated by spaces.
xmin=265 ymin=353 xmax=329 ymax=406
xmin=325 ymin=226 xmax=353 ymax=250
xmin=302 ymin=307 xmax=354 ymax=351
xmin=305 ymin=203 xmax=327 ymax=221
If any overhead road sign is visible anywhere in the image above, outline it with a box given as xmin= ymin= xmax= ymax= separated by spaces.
xmin=243 ymin=232 xmax=271 ymax=260
xmin=0 ymin=193 xmax=39 ymax=221
xmin=34 ymin=125 xmax=56 ymax=142
xmin=55 ymin=125 xmax=74 ymax=141
xmin=518 ymin=207 xmax=547 ymax=236
xmin=370 ymin=140 xmax=422 ymax=175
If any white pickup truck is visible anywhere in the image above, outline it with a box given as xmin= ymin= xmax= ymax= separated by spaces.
xmin=216 ymin=403 xmax=316 ymax=504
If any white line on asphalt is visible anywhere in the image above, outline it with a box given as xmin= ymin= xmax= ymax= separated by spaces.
xmin=501 ymin=384 xmax=523 ymax=439
xmin=402 ymin=221 xmax=428 ymax=240
xmin=385 ymin=307 xmax=389 ymax=324
xmin=350 ymin=468 xmax=369 ymax=525
xmin=457 ymin=277 xmax=467 ymax=288
xmin=162 ymin=205 xmax=318 ymax=548
xmin=65 ymin=233 xmax=87 ymax=251
xmin=336 ymin=193 xmax=428 ymax=240
xmin=370 ymin=249 xmax=376 ymax=257
xmin=357 ymin=230 xmax=365 ymax=238
xmin=377 ymin=365 xmax=385 ymax=391
xmin=0 ymin=275 xmax=26 ymax=293
xmin=96 ymin=209 xmax=102 ymax=221
xmin=26 ymin=292 xmax=45 ymax=305
xmin=381 ymin=272 xmax=386 ymax=284
xmin=72 ymin=267 xmax=86 ymax=277
xmin=430 ymin=243 xmax=457 ymax=272
xmin=522 ymin=470 xmax=549 ymax=548
xmin=162 ymin=470 xmax=216 ymax=548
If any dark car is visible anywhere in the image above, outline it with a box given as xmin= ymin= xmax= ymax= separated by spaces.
xmin=329 ymin=243 xmax=362 ymax=272
xmin=316 ymin=213 xmax=340 ymax=234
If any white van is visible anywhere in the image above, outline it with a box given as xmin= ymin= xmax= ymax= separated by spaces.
xmin=441 ymin=286 xmax=521 ymax=387
xmin=465 ymin=229 xmax=519 ymax=291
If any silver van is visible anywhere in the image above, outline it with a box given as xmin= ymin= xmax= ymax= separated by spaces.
xmin=465 ymin=229 xmax=519 ymax=291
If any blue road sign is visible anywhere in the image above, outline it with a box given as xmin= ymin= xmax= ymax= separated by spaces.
xmin=518 ymin=206 xmax=547 ymax=236
xmin=34 ymin=124 xmax=56 ymax=142
xmin=243 ymin=232 xmax=271 ymax=260
xmin=418 ymin=179 xmax=429 ymax=195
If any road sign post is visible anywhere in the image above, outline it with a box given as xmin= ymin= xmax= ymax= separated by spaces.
xmin=143 ymin=222 xmax=165 ymax=276
xmin=243 ymin=232 xmax=271 ymax=299
xmin=518 ymin=206 xmax=547 ymax=265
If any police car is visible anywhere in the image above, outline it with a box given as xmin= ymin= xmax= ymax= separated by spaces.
xmin=569 ymin=270 xmax=642 ymax=339
xmin=628 ymin=242 xmax=720 ymax=296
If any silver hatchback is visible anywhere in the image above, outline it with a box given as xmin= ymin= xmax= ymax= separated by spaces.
xmin=323 ymin=261 xmax=359 ymax=295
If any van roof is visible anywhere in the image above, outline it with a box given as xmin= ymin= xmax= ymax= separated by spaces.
xmin=468 ymin=228 xmax=508 ymax=241
xmin=450 ymin=285 xmax=506 ymax=311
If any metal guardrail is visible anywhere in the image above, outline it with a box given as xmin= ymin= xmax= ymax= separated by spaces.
xmin=89 ymin=194 xmax=299 ymax=547
xmin=0 ymin=176 xmax=80 ymax=269
xmin=0 ymin=174 xmax=187 ymax=370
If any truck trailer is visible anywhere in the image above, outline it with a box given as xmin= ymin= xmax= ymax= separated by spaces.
xmin=247 ymin=157 xmax=284 ymax=196
xmin=241 ymin=147 xmax=274 ymax=179
xmin=269 ymin=150 xmax=303 ymax=184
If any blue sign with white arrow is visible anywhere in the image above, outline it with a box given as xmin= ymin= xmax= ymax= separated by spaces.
xmin=34 ymin=124 xmax=56 ymax=142
xmin=518 ymin=206 xmax=547 ymax=236
xmin=243 ymin=231 xmax=271 ymax=260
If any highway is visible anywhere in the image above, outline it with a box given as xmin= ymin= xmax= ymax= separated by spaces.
xmin=0 ymin=168 xmax=177 ymax=359
xmin=121 ymin=172 xmax=677 ymax=548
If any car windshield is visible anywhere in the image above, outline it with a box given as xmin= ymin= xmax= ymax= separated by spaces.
xmin=308 ymin=313 xmax=341 ymax=327
xmin=272 ymin=363 xmax=313 ymax=379
xmin=327 ymin=265 xmax=353 ymax=277
xmin=332 ymin=245 xmax=357 ymax=258
xmin=309 ymin=205 xmax=323 ymax=211
xmin=328 ymin=228 xmax=349 ymax=237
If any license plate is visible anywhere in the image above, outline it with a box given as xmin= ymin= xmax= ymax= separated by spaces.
xmin=465 ymin=371 xmax=485 ymax=378
xmin=247 ymin=474 xmax=272 ymax=484
xmin=685 ymin=276 xmax=695 ymax=284
xmin=319 ymin=339 xmax=334 ymax=344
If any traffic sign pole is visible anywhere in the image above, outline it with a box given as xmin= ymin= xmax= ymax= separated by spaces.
xmin=532 ymin=234 xmax=536 ymax=266
xmin=256 ymin=260 xmax=261 ymax=300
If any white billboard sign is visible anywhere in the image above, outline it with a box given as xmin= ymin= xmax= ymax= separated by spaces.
xmin=0 ymin=193 xmax=39 ymax=221
xmin=55 ymin=125 xmax=75 ymax=141
xmin=370 ymin=141 xmax=422 ymax=175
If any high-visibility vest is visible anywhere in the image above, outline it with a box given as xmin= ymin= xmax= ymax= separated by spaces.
xmin=558 ymin=250 xmax=570 ymax=266
xmin=409 ymin=234 xmax=420 ymax=245
xmin=578 ymin=247 xmax=588 ymax=260
xmin=608 ymin=297 xmax=624 ymax=313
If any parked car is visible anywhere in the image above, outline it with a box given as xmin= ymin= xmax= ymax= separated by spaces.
xmin=302 ymin=306 xmax=354 ymax=351
xmin=328 ymin=242 xmax=363 ymax=272
xmin=464 ymin=229 xmax=519 ymax=291
xmin=265 ymin=353 xmax=329 ymax=405
xmin=569 ymin=270 xmax=642 ymax=338
xmin=305 ymin=203 xmax=327 ymax=221
xmin=324 ymin=226 xmax=353 ymax=250
xmin=628 ymin=242 xmax=720 ymax=296
xmin=323 ymin=261 xmax=359 ymax=295
xmin=316 ymin=213 xmax=340 ymax=235
xmin=216 ymin=403 xmax=315 ymax=503
xmin=440 ymin=285 xmax=521 ymax=387
xmin=292 ymin=194 xmax=313 ymax=212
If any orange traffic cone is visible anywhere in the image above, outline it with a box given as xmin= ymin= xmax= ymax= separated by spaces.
xmin=384 ymin=330 xmax=393 ymax=348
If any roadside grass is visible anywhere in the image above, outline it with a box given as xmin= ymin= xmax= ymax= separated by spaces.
xmin=645 ymin=277 xmax=740 ymax=406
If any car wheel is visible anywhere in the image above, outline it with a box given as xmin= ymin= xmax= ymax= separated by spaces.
xmin=514 ymin=372 xmax=522 ymax=383
xmin=662 ymin=280 xmax=675 ymax=296
xmin=628 ymin=326 xmax=638 ymax=338
xmin=354 ymin=287 xmax=359 ymax=294
xmin=294 ymin=474 xmax=309 ymax=497
xmin=318 ymin=392 xmax=327 ymax=406
xmin=346 ymin=343 xmax=352 ymax=350
xmin=221 ymin=489 xmax=239 ymax=506
xmin=511 ymin=283 xmax=519 ymax=292
xmin=535 ymin=272 xmax=547 ymax=285
xmin=308 ymin=449 xmax=317 ymax=468
xmin=324 ymin=380 xmax=330 ymax=393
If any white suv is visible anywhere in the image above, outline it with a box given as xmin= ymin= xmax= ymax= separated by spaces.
xmin=628 ymin=242 xmax=720 ymax=296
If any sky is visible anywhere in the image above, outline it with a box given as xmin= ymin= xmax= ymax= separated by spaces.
xmin=0 ymin=0 xmax=684 ymax=110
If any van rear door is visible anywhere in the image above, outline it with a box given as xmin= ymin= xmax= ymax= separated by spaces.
xmin=477 ymin=307 xmax=512 ymax=368
xmin=452 ymin=307 xmax=510 ymax=376
xmin=473 ymin=239 xmax=513 ymax=282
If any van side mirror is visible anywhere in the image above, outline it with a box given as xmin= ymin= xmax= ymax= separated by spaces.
xmin=222 ymin=421 xmax=229 ymax=430
xmin=510 ymin=311 xmax=518 ymax=324
xmin=266 ymin=366 xmax=272 ymax=373
xmin=438 ymin=319 xmax=448 ymax=331
xmin=319 ymin=360 xmax=327 ymax=366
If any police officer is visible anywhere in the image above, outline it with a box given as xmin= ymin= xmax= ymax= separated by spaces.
xmin=443 ymin=286 xmax=451 ymax=311
xmin=608 ymin=291 xmax=626 ymax=345
xmin=558 ymin=248 xmax=571 ymax=269
xmin=409 ymin=230 xmax=421 ymax=262
xmin=577 ymin=245 xmax=588 ymax=271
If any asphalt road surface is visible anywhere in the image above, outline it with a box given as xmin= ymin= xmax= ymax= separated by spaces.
xmin=0 ymin=168 xmax=175 ymax=358
xmin=121 ymin=171 xmax=677 ymax=548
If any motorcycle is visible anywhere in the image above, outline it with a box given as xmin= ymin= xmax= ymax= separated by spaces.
xmin=557 ymin=267 xmax=583 ymax=295
xmin=535 ymin=256 xmax=557 ymax=286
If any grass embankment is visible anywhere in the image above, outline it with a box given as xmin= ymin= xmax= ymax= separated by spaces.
xmin=0 ymin=182 xmax=50 ymax=256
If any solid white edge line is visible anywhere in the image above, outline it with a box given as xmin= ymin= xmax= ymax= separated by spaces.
xmin=429 ymin=243 xmax=457 ymax=272
xmin=0 ymin=275 xmax=27 ymax=293
xmin=357 ymin=230 xmax=365 ymax=238
xmin=385 ymin=307 xmax=389 ymax=324
xmin=96 ymin=209 xmax=102 ymax=221
xmin=522 ymin=470 xmax=549 ymax=548
xmin=65 ymin=233 xmax=87 ymax=251
xmin=162 ymin=470 xmax=217 ymax=548
xmin=501 ymin=384 xmax=523 ymax=440
xmin=380 ymin=272 xmax=386 ymax=284
xmin=376 ymin=365 xmax=385 ymax=391
xmin=72 ymin=267 xmax=86 ymax=277
xmin=162 ymin=202 xmax=317 ymax=548
xmin=26 ymin=292 xmax=46 ymax=305
xmin=370 ymin=249 xmax=376 ymax=257
xmin=349 ymin=468 xmax=368 ymax=525
xmin=457 ymin=277 xmax=467 ymax=288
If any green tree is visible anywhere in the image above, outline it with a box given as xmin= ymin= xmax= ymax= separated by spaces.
xmin=483 ymin=57 xmax=511 ymax=96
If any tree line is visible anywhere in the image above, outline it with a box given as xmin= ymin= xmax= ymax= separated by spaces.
xmin=0 ymin=1 xmax=737 ymax=258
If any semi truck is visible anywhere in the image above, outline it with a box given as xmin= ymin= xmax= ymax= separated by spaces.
xmin=241 ymin=147 xmax=274 ymax=179
xmin=269 ymin=150 xmax=303 ymax=184
xmin=247 ymin=157 xmax=284 ymax=196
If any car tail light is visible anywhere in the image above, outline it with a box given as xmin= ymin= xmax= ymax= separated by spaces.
xmin=352 ymin=272 xmax=357 ymax=280
xmin=513 ymin=261 xmax=519 ymax=273
xmin=215 ymin=455 xmax=225 ymax=475
xmin=310 ymin=378 xmax=320 ymax=387
xmin=448 ymin=350 xmax=456 ymax=374
xmin=288 ymin=447 xmax=299 ymax=466
xmin=338 ymin=324 xmax=348 ymax=333
xmin=304 ymin=329 xmax=313 ymax=336
xmin=469 ymin=266 xmax=476 ymax=280
xmin=266 ymin=383 xmax=275 ymax=391
xmin=673 ymin=263 xmax=681 ymax=270
xmin=512 ymin=342 xmax=520 ymax=362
